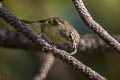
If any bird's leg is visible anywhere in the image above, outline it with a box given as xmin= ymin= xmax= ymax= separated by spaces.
xmin=51 ymin=43 xmax=57 ymax=48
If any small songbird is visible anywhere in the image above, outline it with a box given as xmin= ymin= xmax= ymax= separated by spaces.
xmin=22 ymin=17 xmax=80 ymax=55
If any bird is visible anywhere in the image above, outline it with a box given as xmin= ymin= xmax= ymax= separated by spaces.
xmin=21 ymin=17 xmax=80 ymax=55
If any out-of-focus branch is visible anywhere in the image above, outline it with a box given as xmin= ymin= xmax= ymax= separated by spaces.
xmin=34 ymin=52 xmax=55 ymax=80
xmin=0 ymin=0 xmax=4 ymax=2
xmin=72 ymin=0 xmax=120 ymax=53
xmin=0 ymin=28 xmax=36 ymax=50
xmin=0 ymin=7 xmax=107 ymax=80
xmin=0 ymin=28 xmax=119 ymax=53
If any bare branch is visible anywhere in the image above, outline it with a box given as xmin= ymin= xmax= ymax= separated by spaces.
xmin=0 ymin=6 xmax=107 ymax=80
xmin=72 ymin=0 xmax=120 ymax=53
xmin=34 ymin=52 xmax=55 ymax=80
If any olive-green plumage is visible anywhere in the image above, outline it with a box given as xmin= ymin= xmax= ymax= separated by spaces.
xmin=22 ymin=17 xmax=80 ymax=55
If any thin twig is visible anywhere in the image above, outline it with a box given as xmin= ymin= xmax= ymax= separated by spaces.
xmin=0 ymin=6 xmax=107 ymax=80
xmin=72 ymin=0 xmax=120 ymax=53
xmin=34 ymin=52 xmax=55 ymax=80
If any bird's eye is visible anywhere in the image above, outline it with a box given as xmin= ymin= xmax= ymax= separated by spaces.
xmin=69 ymin=32 xmax=74 ymax=41
xmin=68 ymin=33 xmax=73 ymax=42
xmin=69 ymin=34 xmax=72 ymax=39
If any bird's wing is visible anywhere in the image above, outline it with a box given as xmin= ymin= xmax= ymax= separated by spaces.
xmin=21 ymin=19 xmax=48 ymax=26
xmin=21 ymin=20 xmax=43 ymax=33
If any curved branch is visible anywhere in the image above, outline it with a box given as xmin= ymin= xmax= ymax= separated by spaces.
xmin=72 ymin=0 xmax=120 ymax=53
xmin=34 ymin=52 xmax=55 ymax=80
xmin=0 ymin=7 xmax=107 ymax=80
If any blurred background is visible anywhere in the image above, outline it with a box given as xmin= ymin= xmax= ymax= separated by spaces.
xmin=0 ymin=0 xmax=120 ymax=80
